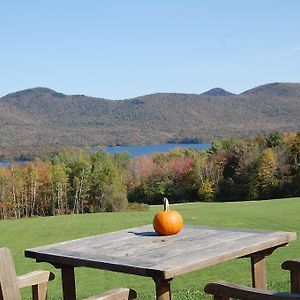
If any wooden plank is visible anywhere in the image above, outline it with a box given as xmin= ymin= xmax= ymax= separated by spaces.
xmin=290 ymin=270 xmax=300 ymax=294
xmin=25 ymin=225 xmax=297 ymax=280
xmin=32 ymin=282 xmax=47 ymax=300
xmin=84 ymin=288 xmax=137 ymax=300
xmin=17 ymin=270 xmax=54 ymax=300
xmin=153 ymin=278 xmax=172 ymax=300
xmin=0 ymin=248 xmax=21 ymax=300
xmin=17 ymin=270 xmax=54 ymax=288
xmin=204 ymin=281 xmax=300 ymax=300
xmin=251 ymin=255 xmax=267 ymax=289
xmin=282 ymin=260 xmax=300 ymax=293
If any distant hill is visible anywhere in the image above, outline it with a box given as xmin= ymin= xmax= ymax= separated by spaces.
xmin=0 ymin=83 xmax=300 ymax=158
xmin=241 ymin=82 xmax=300 ymax=97
xmin=202 ymin=88 xmax=235 ymax=96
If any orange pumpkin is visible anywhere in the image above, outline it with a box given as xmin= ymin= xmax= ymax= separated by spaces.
xmin=153 ymin=197 xmax=184 ymax=235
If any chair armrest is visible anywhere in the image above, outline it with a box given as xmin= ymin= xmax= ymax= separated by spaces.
xmin=282 ymin=260 xmax=300 ymax=293
xmin=282 ymin=260 xmax=300 ymax=271
xmin=204 ymin=281 xmax=300 ymax=300
xmin=17 ymin=271 xmax=55 ymax=288
xmin=84 ymin=288 xmax=137 ymax=300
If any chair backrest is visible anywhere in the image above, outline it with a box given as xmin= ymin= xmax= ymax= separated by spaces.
xmin=0 ymin=247 xmax=22 ymax=300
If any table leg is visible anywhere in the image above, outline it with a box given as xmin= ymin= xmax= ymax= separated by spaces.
xmin=61 ymin=266 xmax=76 ymax=300
xmin=251 ymin=255 xmax=267 ymax=289
xmin=153 ymin=277 xmax=173 ymax=300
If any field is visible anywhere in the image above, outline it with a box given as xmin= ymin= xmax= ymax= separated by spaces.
xmin=0 ymin=197 xmax=299 ymax=299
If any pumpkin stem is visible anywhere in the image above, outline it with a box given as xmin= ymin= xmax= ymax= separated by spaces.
xmin=163 ymin=197 xmax=170 ymax=211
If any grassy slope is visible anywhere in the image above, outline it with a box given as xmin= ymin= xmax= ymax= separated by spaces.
xmin=0 ymin=198 xmax=299 ymax=299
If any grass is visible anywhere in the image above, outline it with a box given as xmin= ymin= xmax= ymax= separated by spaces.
xmin=0 ymin=197 xmax=299 ymax=299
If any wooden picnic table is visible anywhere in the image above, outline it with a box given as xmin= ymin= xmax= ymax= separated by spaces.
xmin=25 ymin=224 xmax=297 ymax=300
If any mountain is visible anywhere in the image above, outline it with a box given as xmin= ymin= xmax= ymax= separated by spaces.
xmin=0 ymin=83 xmax=300 ymax=159
xmin=202 ymin=88 xmax=235 ymax=96
xmin=241 ymin=82 xmax=300 ymax=97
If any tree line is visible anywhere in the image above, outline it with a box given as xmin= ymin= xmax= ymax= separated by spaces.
xmin=1 ymin=131 xmax=300 ymax=219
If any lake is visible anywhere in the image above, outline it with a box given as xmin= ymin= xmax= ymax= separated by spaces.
xmin=0 ymin=160 xmax=31 ymax=168
xmin=0 ymin=143 xmax=211 ymax=167
xmin=104 ymin=143 xmax=211 ymax=157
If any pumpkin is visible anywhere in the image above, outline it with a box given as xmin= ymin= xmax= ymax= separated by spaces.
xmin=153 ymin=197 xmax=184 ymax=235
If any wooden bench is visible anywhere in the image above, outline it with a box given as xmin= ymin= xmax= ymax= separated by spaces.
xmin=204 ymin=259 xmax=300 ymax=300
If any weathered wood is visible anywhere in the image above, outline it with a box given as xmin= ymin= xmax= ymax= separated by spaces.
xmin=18 ymin=270 xmax=55 ymax=300
xmin=17 ymin=271 xmax=55 ymax=288
xmin=251 ymin=255 xmax=267 ymax=289
xmin=61 ymin=266 xmax=76 ymax=300
xmin=153 ymin=278 xmax=172 ymax=300
xmin=0 ymin=247 xmax=54 ymax=300
xmin=204 ymin=281 xmax=300 ymax=299
xmin=0 ymin=247 xmax=21 ymax=300
xmin=25 ymin=225 xmax=297 ymax=300
xmin=25 ymin=225 xmax=297 ymax=280
xmin=32 ymin=282 xmax=47 ymax=300
xmin=85 ymin=288 xmax=137 ymax=300
xmin=282 ymin=260 xmax=300 ymax=293
xmin=242 ymin=244 xmax=289 ymax=259
xmin=53 ymin=265 xmax=137 ymax=299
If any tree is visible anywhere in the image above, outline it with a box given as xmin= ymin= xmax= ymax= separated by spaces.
xmin=266 ymin=130 xmax=283 ymax=148
xmin=198 ymin=179 xmax=214 ymax=202
xmin=255 ymin=148 xmax=279 ymax=198
xmin=219 ymin=141 xmax=260 ymax=201
xmin=0 ymin=168 xmax=10 ymax=219
xmin=33 ymin=160 xmax=52 ymax=216
xmin=9 ymin=164 xmax=25 ymax=219
xmin=289 ymin=132 xmax=300 ymax=196
xmin=23 ymin=163 xmax=39 ymax=217
xmin=64 ymin=151 xmax=91 ymax=214
xmin=89 ymin=149 xmax=127 ymax=212
xmin=49 ymin=163 xmax=69 ymax=215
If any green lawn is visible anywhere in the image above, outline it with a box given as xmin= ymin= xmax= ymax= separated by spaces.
xmin=1 ymin=198 xmax=299 ymax=299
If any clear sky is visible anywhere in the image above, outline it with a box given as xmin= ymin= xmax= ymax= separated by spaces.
xmin=1 ymin=0 xmax=300 ymax=99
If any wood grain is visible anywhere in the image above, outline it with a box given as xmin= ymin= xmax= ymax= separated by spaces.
xmin=251 ymin=255 xmax=267 ymax=289
xmin=0 ymin=247 xmax=54 ymax=300
xmin=0 ymin=247 xmax=21 ymax=300
xmin=84 ymin=288 xmax=137 ymax=300
xmin=25 ymin=225 xmax=297 ymax=280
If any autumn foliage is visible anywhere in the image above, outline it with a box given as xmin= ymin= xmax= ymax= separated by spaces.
xmin=1 ymin=131 xmax=300 ymax=219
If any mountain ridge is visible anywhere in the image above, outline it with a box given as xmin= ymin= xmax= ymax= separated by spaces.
xmin=241 ymin=82 xmax=300 ymax=97
xmin=2 ymin=82 xmax=300 ymax=101
xmin=201 ymin=88 xmax=235 ymax=96
xmin=0 ymin=82 xmax=300 ymax=159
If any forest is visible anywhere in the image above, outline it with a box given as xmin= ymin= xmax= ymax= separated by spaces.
xmin=0 ymin=130 xmax=300 ymax=219
xmin=1 ymin=83 xmax=300 ymax=159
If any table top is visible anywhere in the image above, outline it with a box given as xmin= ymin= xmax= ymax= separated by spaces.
xmin=25 ymin=225 xmax=296 ymax=279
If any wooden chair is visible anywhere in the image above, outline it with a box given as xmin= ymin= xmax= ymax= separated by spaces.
xmin=0 ymin=247 xmax=137 ymax=300
xmin=204 ymin=259 xmax=300 ymax=300
xmin=84 ymin=288 xmax=137 ymax=300
xmin=0 ymin=247 xmax=55 ymax=300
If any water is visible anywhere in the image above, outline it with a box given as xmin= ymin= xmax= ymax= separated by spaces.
xmin=104 ymin=143 xmax=211 ymax=157
xmin=0 ymin=143 xmax=211 ymax=167
xmin=0 ymin=160 xmax=30 ymax=168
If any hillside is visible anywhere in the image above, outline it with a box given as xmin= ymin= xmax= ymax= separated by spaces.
xmin=201 ymin=88 xmax=235 ymax=96
xmin=0 ymin=82 xmax=300 ymax=158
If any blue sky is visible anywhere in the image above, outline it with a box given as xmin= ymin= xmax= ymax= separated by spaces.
xmin=1 ymin=0 xmax=300 ymax=99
